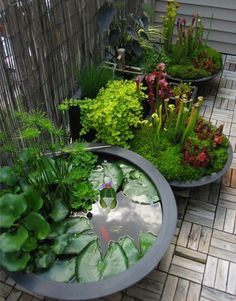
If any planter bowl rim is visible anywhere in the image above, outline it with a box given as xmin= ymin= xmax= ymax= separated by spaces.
xmin=9 ymin=144 xmax=177 ymax=300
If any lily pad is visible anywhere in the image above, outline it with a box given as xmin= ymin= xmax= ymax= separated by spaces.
xmin=139 ymin=232 xmax=157 ymax=256
xmin=22 ymin=236 xmax=38 ymax=252
xmin=40 ymin=258 xmax=76 ymax=282
xmin=49 ymin=200 xmax=69 ymax=222
xmin=0 ymin=226 xmax=28 ymax=253
xmin=0 ymin=252 xmax=30 ymax=272
xmin=24 ymin=212 xmax=50 ymax=239
xmin=64 ymin=234 xmax=97 ymax=255
xmin=103 ymin=162 xmax=123 ymax=191
xmin=0 ymin=193 xmax=27 ymax=228
xmin=76 ymin=240 xmax=102 ymax=283
xmin=47 ymin=222 xmax=65 ymax=239
xmin=119 ymin=236 xmax=140 ymax=266
xmin=101 ymin=242 xmax=128 ymax=279
xmin=123 ymin=170 xmax=160 ymax=205
xmin=64 ymin=217 xmax=91 ymax=235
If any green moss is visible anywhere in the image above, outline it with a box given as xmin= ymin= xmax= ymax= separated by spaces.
xmin=167 ymin=64 xmax=209 ymax=79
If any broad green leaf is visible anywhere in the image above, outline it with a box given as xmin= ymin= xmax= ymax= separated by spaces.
xmin=139 ymin=232 xmax=156 ymax=256
xmin=35 ymin=249 xmax=56 ymax=269
xmin=0 ymin=193 xmax=27 ymax=228
xmin=0 ymin=252 xmax=30 ymax=272
xmin=119 ymin=236 xmax=140 ymax=266
xmin=49 ymin=200 xmax=69 ymax=222
xmin=103 ymin=163 xmax=123 ymax=191
xmin=51 ymin=234 xmax=68 ymax=255
xmin=24 ymin=212 xmax=50 ymax=239
xmin=101 ymin=242 xmax=128 ymax=279
xmin=48 ymin=222 xmax=65 ymax=239
xmin=117 ymin=162 xmax=135 ymax=176
xmin=123 ymin=170 xmax=160 ymax=205
xmin=76 ymin=240 xmax=102 ymax=283
xmin=23 ymin=186 xmax=43 ymax=211
xmin=0 ymin=166 xmax=18 ymax=186
xmin=63 ymin=234 xmax=97 ymax=255
xmin=40 ymin=258 xmax=76 ymax=282
xmin=64 ymin=217 xmax=91 ymax=235
xmin=22 ymin=236 xmax=38 ymax=251
xmin=89 ymin=166 xmax=104 ymax=191
xmin=0 ymin=226 xmax=28 ymax=253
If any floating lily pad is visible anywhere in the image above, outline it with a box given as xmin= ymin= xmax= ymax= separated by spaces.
xmin=101 ymin=242 xmax=128 ymax=279
xmin=64 ymin=217 xmax=91 ymax=235
xmin=139 ymin=232 xmax=157 ymax=256
xmin=64 ymin=234 xmax=97 ymax=255
xmin=76 ymin=240 xmax=102 ymax=283
xmin=0 ymin=193 xmax=27 ymax=228
xmin=0 ymin=226 xmax=28 ymax=253
xmin=40 ymin=258 xmax=76 ymax=282
xmin=119 ymin=236 xmax=140 ymax=266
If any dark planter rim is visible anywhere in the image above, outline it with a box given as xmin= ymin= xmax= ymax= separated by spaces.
xmin=10 ymin=144 xmax=177 ymax=301
xmin=169 ymin=144 xmax=233 ymax=188
xmin=166 ymin=67 xmax=222 ymax=84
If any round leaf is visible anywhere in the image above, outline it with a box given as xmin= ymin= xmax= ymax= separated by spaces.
xmin=0 ymin=226 xmax=28 ymax=253
xmin=103 ymin=162 xmax=123 ymax=191
xmin=76 ymin=240 xmax=102 ymax=283
xmin=119 ymin=236 xmax=140 ymax=266
xmin=63 ymin=234 xmax=97 ymax=255
xmin=0 ymin=193 xmax=27 ymax=228
xmin=24 ymin=212 xmax=50 ymax=239
xmin=139 ymin=232 xmax=156 ymax=256
xmin=22 ymin=236 xmax=38 ymax=252
xmin=51 ymin=234 xmax=68 ymax=255
xmin=101 ymin=242 xmax=128 ymax=279
xmin=49 ymin=200 xmax=69 ymax=222
xmin=64 ymin=217 xmax=91 ymax=235
xmin=0 ymin=252 xmax=30 ymax=272
xmin=39 ymin=258 xmax=76 ymax=282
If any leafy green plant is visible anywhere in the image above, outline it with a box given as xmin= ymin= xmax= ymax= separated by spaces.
xmin=60 ymin=80 xmax=146 ymax=148
xmin=172 ymin=82 xmax=193 ymax=97
xmin=131 ymin=95 xmax=229 ymax=181
xmin=76 ymin=63 xmax=116 ymax=98
xmin=161 ymin=0 xmax=222 ymax=79
xmin=96 ymin=0 xmax=156 ymax=60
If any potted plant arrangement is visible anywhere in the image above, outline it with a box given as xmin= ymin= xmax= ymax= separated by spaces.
xmin=0 ymin=111 xmax=176 ymax=300
xmin=60 ymin=66 xmax=232 ymax=188
xmin=159 ymin=0 xmax=222 ymax=83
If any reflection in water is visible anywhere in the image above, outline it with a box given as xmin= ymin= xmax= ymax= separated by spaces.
xmin=90 ymin=191 xmax=162 ymax=254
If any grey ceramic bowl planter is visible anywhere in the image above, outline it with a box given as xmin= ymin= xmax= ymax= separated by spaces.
xmin=169 ymin=144 xmax=233 ymax=189
xmin=10 ymin=145 xmax=177 ymax=301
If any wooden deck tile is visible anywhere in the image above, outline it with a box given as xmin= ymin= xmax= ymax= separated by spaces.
xmin=201 ymin=286 xmax=236 ymax=301
xmin=161 ymin=275 xmax=178 ymax=301
xmin=231 ymin=170 xmax=236 ymax=188
xmin=173 ymin=278 xmax=189 ymax=301
xmin=214 ymin=259 xmax=229 ymax=291
xmin=5 ymin=288 xmax=22 ymax=301
xmin=186 ymin=282 xmax=201 ymax=301
xmin=177 ymin=221 xmax=192 ymax=247
xmin=158 ymin=244 xmax=175 ymax=272
xmin=203 ymin=256 xmax=218 ymax=287
xmin=227 ymin=262 xmax=236 ymax=295
xmin=175 ymin=246 xmax=207 ymax=264
xmin=222 ymin=169 xmax=232 ymax=187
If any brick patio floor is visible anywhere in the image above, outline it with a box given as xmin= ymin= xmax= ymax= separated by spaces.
xmin=0 ymin=55 xmax=236 ymax=301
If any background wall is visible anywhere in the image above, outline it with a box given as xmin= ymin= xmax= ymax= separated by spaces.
xmin=149 ymin=0 xmax=236 ymax=55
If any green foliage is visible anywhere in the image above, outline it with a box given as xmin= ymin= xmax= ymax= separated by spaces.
xmin=76 ymin=63 xmax=115 ymax=98
xmin=167 ymin=63 xmax=209 ymax=79
xmin=172 ymin=82 xmax=193 ymax=97
xmin=79 ymin=80 xmax=146 ymax=148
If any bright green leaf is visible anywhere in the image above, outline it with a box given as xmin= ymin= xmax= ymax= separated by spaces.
xmin=39 ymin=258 xmax=76 ymax=282
xmin=23 ymin=186 xmax=43 ymax=211
xmin=63 ymin=234 xmax=97 ymax=255
xmin=22 ymin=236 xmax=38 ymax=252
xmin=0 ymin=226 xmax=28 ymax=253
xmin=101 ymin=242 xmax=128 ymax=279
xmin=0 ymin=252 xmax=30 ymax=272
xmin=119 ymin=236 xmax=140 ymax=266
xmin=0 ymin=193 xmax=27 ymax=228
xmin=24 ymin=212 xmax=50 ymax=239
xmin=64 ymin=217 xmax=91 ymax=235
xmin=139 ymin=232 xmax=156 ymax=256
